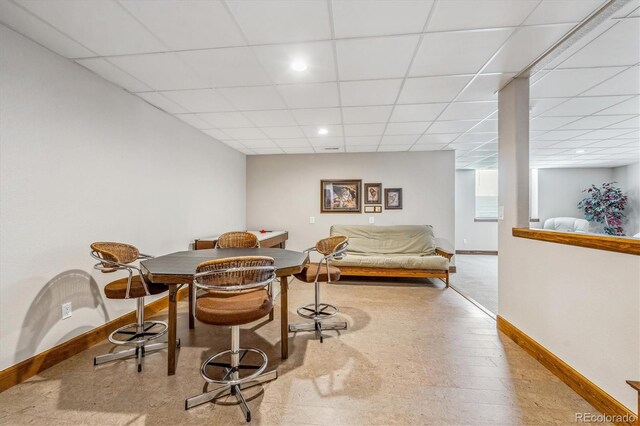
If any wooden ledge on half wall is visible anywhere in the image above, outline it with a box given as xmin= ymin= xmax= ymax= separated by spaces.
xmin=512 ymin=227 xmax=640 ymax=256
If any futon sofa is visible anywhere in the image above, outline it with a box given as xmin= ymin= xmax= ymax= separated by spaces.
xmin=329 ymin=225 xmax=453 ymax=287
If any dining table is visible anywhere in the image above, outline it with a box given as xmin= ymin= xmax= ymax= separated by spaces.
xmin=140 ymin=247 xmax=308 ymax=376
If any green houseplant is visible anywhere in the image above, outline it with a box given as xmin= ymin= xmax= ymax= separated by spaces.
xmin=577 ymin=182 xmax=628 ymax=236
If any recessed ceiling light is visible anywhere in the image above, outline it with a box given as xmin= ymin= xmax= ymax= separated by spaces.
xmin=317 ymin=127 xmax=329 ymax=135
xmin=291 ymin=60 xmax=308 ymax=72
xmin=576 ymin=149 xmax=586 ymax=154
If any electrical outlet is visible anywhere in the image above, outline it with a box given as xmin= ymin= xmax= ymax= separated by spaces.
xmin=309 ymin=216 xmax=315 ymax=224
xmin=369 ymin=216 xmax=375 ymax=224
xmin=62 ymin=302 xmax=72 ymax=320
xmin=498 ymin=206 xmax=505 ymax=220
xmin=463 ymin=238 xmax=468 ymax=244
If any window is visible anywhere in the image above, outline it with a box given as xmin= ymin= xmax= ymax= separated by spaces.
xmin=475 ymin=169 xmax=498 ymax=219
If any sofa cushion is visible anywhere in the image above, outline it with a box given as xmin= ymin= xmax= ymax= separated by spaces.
xmin=330 ymin=225 xmax=436 ymax=256
xmin=332 ymin=254 xmax=448 ymax=271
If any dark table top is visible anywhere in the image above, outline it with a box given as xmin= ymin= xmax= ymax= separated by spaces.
xmin=141 ymin=248 xmax=308 ymax=284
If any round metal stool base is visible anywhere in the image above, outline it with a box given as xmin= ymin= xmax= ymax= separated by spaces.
xmin=108 ymin=320 xmax=168 ymax=346
xmin=201 ymin=348 xmax=267 ymax=386
xmin=296 ymin=303 xmax=339 ymax=320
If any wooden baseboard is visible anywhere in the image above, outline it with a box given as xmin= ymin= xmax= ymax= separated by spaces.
xmin=497 ymin=316 xmax=637 ymax=426
xmin=455 ymin=250 xmax=498 ymax=255
xmin=0 ymin=287 xmax=190 ymax=393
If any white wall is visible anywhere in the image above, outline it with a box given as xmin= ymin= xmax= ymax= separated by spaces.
xmin=455 ymin=169 xmax=498 ymax=251
xmin=613 ymin=162 xmax=640 ymax=236
xmin=537 ymin=167 xmax=614 ymax=226
xmin=0 ymin=26 xmax=246 ymax=370
xmin=246 ymin=151 xmax=455 ymax=254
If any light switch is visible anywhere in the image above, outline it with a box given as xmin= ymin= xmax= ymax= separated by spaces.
xmin=369 ymin=216 xmax=375 ymax=224
xmin=309 ymin=216 xmax=315 ymax=224
xmin=498 ymin=206 xmax=504 ymax=220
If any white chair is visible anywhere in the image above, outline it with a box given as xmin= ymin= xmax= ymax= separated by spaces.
xmin=543 ymin=217 xmax=590 ymax=233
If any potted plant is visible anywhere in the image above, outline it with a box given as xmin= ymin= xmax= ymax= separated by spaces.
xmin=578 ymin=182 xmax=628 ymax=236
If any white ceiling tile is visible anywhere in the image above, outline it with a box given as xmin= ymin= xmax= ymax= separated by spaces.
xmin=606 ymin=116 xmax=640 ymax=129
xmin=485 ymin=24 xmax=574 ymax=73
xmin=343 ymin=124 xmax=386 ymax=137
xmin=573 ymin=128 xmax=637 ymax=140
xmin=547 ymin=140 xmax=599 ymax=149
xmin=411 ymin=29 xmax=513 ymax=77
xmin=308 ymin=137 xmax=344 ymax=147
xmin=282 ymin=147 xmax=315 ymax=154
xmin=301 ymin=125 xmax=343 ymax=138
xmin=198 ymin=112 xmax=253 ymax=128
xmin=380 ymin=135 xmax=420 ymax=145
xmin=119 ymin=0 xmax=245 ymax=50
xmin=531 ymin=116 xmax=581 ymax=131
xmin=253 ymin=41 xmax=336 ymax=84
xmin=389 ymin=104 xmax=447 ymax=122
xmin=378 ymin=144 xmax=412 ymax=152
xmin=458 ymin=73 xmax=516 ymax=101
xmin=137 ymin=92 xmax=188 ymax=114
xmin=291 ymin=108 xmax=342 ymax=125
xmin=583 ymin=139 xmax=637 ymax=148
xmin=534 ymin=130 xmax=590 ymax=141
xmin=559 ymin=19 xmax=640 ymax=68
xmin=161 ymin=89 xmax=234 ymax=112
xmin=411 ymin=144 xmax=448 ymax=151
xmin=252 ymin=147 xmax=285 ymax=154
xmin=260 ymin=126 xmax=305 ymax=139
xmin=272 ymin=138 xmax=312 ymax=148
xmin=336 ymin=35 xmax=419 ymax=80
xmin=345 ymin=136 xmax=381 ymax=145
xmin=525 ymin=0 xmax=604 ymax=25
xmin=346 ymin=145 xmax=379 ymax=152
xmin=417 ymin=133 xmax=460 ymax=144
xmin=455 ymin=133 xmax=497 ymax=144
xmin=75 ymin=57 xmax=151 ymax=92
xmin=203 ymin=128 xmax=232 ymax=140
xmin=471 ymin=119 xmax=498 ymax=132
xmin=427 ymin=0 xmax=538 ymax=31
xmin=340 ymin=79 xmax=403 ymax=106
xmin=242 ymin=110 xmax=298 ymax=127
xmin=218 ymin=85 xmax=286 ymax=110
xmin=238 ymin=148 xmax=255 ymax=155
xmin=427 ymin=120 xmax=478 ymax=134
xmin=398 ymin=76 xmax=472 ymax=104
xmin=385 ymin=122 xmax=430 ymax=135
xmin=542 ymin=96 xmax=632 ymax=116
xmin=342 ymin=106 xmax=393 ymax=124
xmin=531 ymin=67 xmax=626 ymax=98
xmin=332 ymin=0 xmax=433 ymax=38
xmin=108 ymin=53 xmax=207 ymax=91
xmin=0 ymin=1 xmax=95 ymax=58
xmin=177 ymin=47 xmax=271 ymax=88
xmin=226 ymin=0 xmax=331 ymax=44
xmin=440 ymin=101 xmax=497 ymax=120
xmin=278 ymin=82 xmax=340 ymax=108
xmin=562 ymin=115 xmax=637 ymax=130
xmin=530 ymin=98 xmax=570 ymax=116
xmin=221 ymin=128 xmax=268 ymax=140
xmin=174 ymin=113 xmax=211 ymax=129
xmin=218 ymin=139 xmax=247 ymax=149
xmin=18 ymin=0 xmax=165 ymax=55
xmin=595 ymin=96 xmax=640 ymax=115
xmin=582 ymin=66 xmax=640 ymax=96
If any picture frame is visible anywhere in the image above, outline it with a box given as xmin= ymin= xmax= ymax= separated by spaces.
xmin=364 ymin=183 xmax=382 ymax=204
xmin=320 ymin=179 xmax=362 ymax=213
xmin=384 ymin=188 xmax=403 ymax=210
xmin=364 ymin=206 xmax=382 ymax=213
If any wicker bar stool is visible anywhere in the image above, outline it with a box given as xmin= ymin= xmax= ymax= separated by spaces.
xmin=185 ymin=256 xmax=277 ymax=422
xmin=289 ymin=236 xmax=349 ymax=343
xmin=90 ymin=242 xmax=170 ymax=372
xmin=216 ymin=232 xmax=260 ymax=249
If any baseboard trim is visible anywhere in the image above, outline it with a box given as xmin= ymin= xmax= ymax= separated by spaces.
xmin=497 ymin=316 xmax=637 ymax=426
xmin=455 ymin=250 xmax=498 ymax=255
xmin=0 ymin=287 xmax=190 ymax=393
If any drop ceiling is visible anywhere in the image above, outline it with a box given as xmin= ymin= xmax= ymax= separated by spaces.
xmin=0 ymin=0 xmax=638 ymax=169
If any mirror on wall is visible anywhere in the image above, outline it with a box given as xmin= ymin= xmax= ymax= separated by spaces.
xmin=528 ymin=2 xmax=639 ymax=239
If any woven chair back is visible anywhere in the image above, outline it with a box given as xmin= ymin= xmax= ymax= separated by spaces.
xmin=216 ymin=231 xmax=260 ymax=249
xmin=315 ymin=236 xmax=349 ymax=256
xmin=195 ymin=256 xmax=274 ymax=290
xmin=91 ymin=242 xmax=139 ymax=272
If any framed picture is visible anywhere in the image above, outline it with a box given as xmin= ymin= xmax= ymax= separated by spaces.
xmin=364 ymin=183 xmax=382 ymax=204
xmin=384 ymin=188 xmax=403 ymax=210
xmin=364 ymin=206 xmax=382 ymax=213
xmin=375 ymin=206 xmax=382 ymax=213
xmin=320 ymin=179 xmax=362 ymax=213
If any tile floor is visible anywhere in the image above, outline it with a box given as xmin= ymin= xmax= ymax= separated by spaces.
xmin=450 ymin=255 xmax=498 ymax=315
xmin=0 ymin=277 xmax=608 ymax=425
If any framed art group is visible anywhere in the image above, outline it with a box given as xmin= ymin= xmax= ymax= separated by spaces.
xmin=320 ymin=179 xmax=402 ymax=213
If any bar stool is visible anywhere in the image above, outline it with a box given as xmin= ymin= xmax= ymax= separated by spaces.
xmin=185 ymin=256 xmax=277 ymax=422
xmin=289 ymin=236 xmax=349 ymax=342
xmin=216 ymin=232 xmax=260 ymax=248
xmin=90 ymin=242 xmax=169 ymax=372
